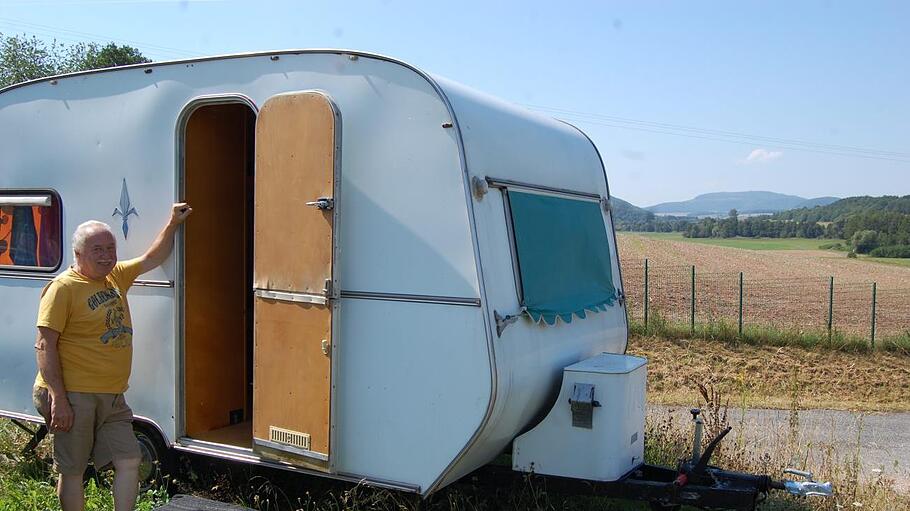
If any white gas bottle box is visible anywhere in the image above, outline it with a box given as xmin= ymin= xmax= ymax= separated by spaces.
xmin=513 ymin=353 xmax=647 ymax=481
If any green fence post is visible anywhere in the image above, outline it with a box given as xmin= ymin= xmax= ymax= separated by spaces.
xmin=738 ymin=272 xmax=744 ymax=337
xmin=871 ymin=282 xmax=877 ymax=350
xmin=644 ymin=258 xmax=649 ymax=328
xmin=690 ymin=265 xmax=696 ymax=333
xmin=827 ymin=276 xmax=834 ymax=341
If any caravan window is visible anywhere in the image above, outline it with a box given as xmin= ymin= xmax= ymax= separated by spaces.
xmin=0 ymin=191 xmax=63 ymax=271
xmin=505 ymin=189 xmax=617 ymax=325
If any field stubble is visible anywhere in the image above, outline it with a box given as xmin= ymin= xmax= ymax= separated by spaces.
xmin=617 ymin=234 xmax=910 ymax=340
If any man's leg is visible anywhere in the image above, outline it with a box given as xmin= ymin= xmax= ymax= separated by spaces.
xmin=57 ymin=473 xmax=85 ymax=511
xmin=94 ymin=394 xmax=142 ymax=511
xmin=40 ymin=391 xmax=94 ymax=511
xmin=112 ymin=456 xmax=141 ymax=511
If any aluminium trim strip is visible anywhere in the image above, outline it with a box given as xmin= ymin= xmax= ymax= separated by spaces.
xmin=0 ymin=195 xmax=51 ymax=207
xmin=340 ymin=290 xmax=481 ymax=307
xmin=0 ymin=410 xmax=45 ymax=424
xmin=485 ymin=177 xmax=602 ymax=201
xmin=254 ymin=438 xmax=329 ymax=462
xmin=173 ymin=439 xmax=420 ymax=492
xmin=135 ymin=279 xmax=175 ymax=288
xmin=0 ymin=273 xmax=173 ymax=288
xmin=254 ymin=288 xmax=327 ymax=305
xmin=0 ymin=272 xmax=54 ymax=281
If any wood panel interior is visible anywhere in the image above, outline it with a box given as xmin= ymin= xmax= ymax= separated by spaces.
xmin=252 ymin=299 xmax=331 ymax=454
xmin=184 ymin=103 xmax=256 ymax=441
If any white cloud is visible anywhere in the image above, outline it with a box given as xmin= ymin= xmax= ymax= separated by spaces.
xmin=743 ymin=148 xmax=783 ymax=164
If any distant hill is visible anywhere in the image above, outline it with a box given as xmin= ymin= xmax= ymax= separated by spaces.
xmin=612 ymin=196 xmax=692 ymax=231
xmin=773 ymin=195 xmax=910 ymax=222
xmin=612 ymin=197 xmax=654 ymax=224
xmin=797 ymin=196 xmax=841 ymax=209
xmin=646 ymin=191 xmax=839 ymax=217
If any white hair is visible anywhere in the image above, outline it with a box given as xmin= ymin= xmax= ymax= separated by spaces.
xmin=72 ymin=220 xmax=114 ymax=254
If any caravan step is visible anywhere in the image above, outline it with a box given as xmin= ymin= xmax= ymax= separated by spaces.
xmin=154 ymin=495 xmax=252 ymax=511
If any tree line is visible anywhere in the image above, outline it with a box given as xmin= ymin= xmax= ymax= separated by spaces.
xmin=616 ymin=196 xmax=910 ymax=258
xmin=1 ymin=32 xmax=149 ymax=88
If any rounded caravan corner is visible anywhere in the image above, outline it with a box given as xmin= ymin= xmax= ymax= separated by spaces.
xmin=410 ymin=77 xmax=501 ymax=497
xmin=556 ymin=119 xmax=631 ymax=355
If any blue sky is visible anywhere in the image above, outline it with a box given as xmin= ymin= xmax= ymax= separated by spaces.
xmin=1 ymin=0 xmax=907 ymax=206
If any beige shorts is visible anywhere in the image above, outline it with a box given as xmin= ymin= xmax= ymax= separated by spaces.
xmin=33 ymin=386 xmax=141 ymax=475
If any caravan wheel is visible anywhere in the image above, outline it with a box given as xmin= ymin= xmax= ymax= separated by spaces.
xmin=133 ymin=422 xmax=173 ymax=491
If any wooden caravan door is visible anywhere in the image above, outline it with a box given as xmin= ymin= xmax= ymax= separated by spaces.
xmin=252 ymin=92 xmax=339 ymax=470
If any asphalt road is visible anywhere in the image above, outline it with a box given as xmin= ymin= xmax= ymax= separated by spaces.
xmin=650 ymin=405 xmax=910 ymax=493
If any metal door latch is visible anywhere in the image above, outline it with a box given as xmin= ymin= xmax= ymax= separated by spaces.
xmin=568 ymin=383 xmax=601 ymax=429
xmin=321 ymin=339 xmax=330 ymax=356
xmin=306 ymin=197 xmax=334 ymax=210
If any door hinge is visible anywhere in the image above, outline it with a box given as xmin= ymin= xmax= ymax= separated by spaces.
xmin=305 ymin=197 xmax=334 ymax=211
xmin=323 ymin=279 xmax=334 ymax=298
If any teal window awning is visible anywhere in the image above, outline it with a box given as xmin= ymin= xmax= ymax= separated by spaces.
xmin=507 ymin=190 xmax=617 ymax=326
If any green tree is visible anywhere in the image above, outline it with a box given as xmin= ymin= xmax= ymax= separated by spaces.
xmin=76 ymin=42 xmax=151 ymax=70
xmin=851 ymin=229 xmax=879 ymax=254
xmin=0 ymin=33 xmax=150 ymax=88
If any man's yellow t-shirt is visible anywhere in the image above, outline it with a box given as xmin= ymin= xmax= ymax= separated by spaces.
xmin=34 ymin=258 xmax=143 ymax=393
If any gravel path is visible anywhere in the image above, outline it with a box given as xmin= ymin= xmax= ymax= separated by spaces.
xmin=650 ymin=405 xmax=910 ymax=493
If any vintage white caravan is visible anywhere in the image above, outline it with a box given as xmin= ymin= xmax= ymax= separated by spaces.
xmin=0 ymin=50 xmax=631 ymax=496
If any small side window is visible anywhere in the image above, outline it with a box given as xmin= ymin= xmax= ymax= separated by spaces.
xmin=505 ymin=189 xmax=617 ymax=325
xmin=0 ymin=191 xmax=63 ymax=272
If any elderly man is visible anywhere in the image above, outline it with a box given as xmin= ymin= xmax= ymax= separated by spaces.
xmin=33 ymin=202 xmax=192 ymax=511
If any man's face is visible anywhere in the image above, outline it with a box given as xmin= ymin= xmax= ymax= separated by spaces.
xmin=75 ymin=230 xmax=117 ymax=280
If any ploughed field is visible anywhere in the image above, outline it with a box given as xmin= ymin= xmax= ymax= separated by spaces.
xmin=617 ymin=233 xmax=910 ymax=340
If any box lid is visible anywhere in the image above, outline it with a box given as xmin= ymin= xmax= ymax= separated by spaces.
xmin=565 ymin=352 xmax=647 ymax=375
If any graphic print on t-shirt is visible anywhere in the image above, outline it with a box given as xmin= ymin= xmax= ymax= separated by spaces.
xmin=87 ymin=287 xmax=133 ymax=347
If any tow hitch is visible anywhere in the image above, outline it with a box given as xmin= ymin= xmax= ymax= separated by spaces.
xmin=496 ymin=354 xmax=833 ymax=510
xmin=476 ymin=407 xmax=833 ymax=511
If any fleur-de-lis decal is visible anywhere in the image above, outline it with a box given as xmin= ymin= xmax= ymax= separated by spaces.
xmin=112 ymin=178 xmax=138 ymax=238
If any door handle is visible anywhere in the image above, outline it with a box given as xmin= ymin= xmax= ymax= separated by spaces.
xmin=305 ymin=197 xmax=334 ymax=211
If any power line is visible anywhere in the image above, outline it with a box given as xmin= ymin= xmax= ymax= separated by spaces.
xmin=0 ymin=16 xmax=205 ymax=59
xmin=525 ymin=104 xmax=910 ymax=163
xmin=552 ymin=113 xmax=910 ymax=163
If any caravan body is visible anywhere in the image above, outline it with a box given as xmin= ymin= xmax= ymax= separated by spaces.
xmin=0 ymin=50 xmax=627 ymax=495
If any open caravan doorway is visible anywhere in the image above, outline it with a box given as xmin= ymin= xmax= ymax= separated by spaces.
xmin=179 ymin=93 xmax=340 ymax=467
xmin=181 ymin=101 xmax=256 ymax=448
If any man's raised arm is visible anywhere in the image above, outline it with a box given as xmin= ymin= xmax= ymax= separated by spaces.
xmin=138 ymin=202 xmax=192 ymax=274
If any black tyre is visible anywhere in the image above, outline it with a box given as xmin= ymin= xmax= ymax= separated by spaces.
xmin=133 ymin=421 xmax=174 ymax=492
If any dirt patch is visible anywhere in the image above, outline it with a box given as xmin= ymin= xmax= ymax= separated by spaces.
xmin=628 ymin=335 xmax=910 ymax=412
xmin=618 ymin=234 xmax=910 ymax=288
xmin=617 ymin=233 xmax=910 ymax=338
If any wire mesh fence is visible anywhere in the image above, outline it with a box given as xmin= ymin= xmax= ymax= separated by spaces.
xmin=622 ymin=259 xmax=910 ymax=346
